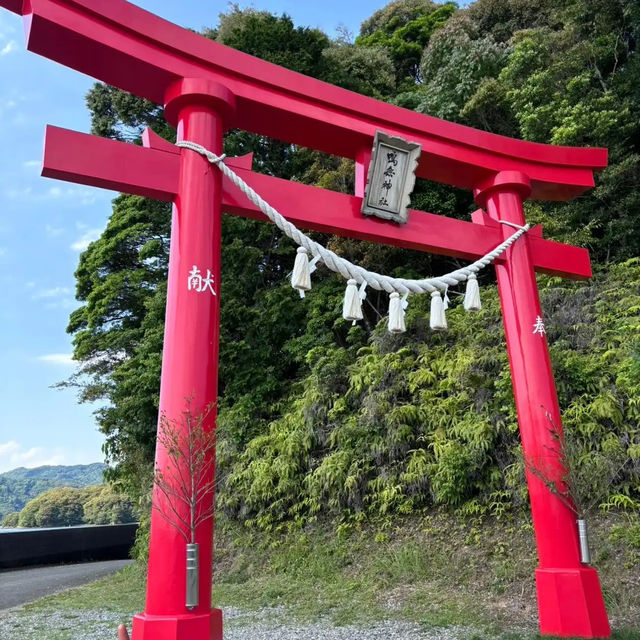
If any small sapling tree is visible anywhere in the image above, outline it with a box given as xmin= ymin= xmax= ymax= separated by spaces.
xmin=526 ymin=409 xmax=632 ymax=564
xmin=153 ymin=399 xmax=217 ymax=609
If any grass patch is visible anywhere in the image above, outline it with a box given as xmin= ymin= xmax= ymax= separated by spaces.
xmin=210 ymin=513 xmax=538 ymax=629
xmin=23 ymin=563 xmax=146 ymax=614
xmin=11 ymin=511 xmax=640 ymax=640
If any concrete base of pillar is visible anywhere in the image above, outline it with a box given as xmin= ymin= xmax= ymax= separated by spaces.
xmin=536 ymin=567 xmax=610 ymax=638
xmin=132 ymin=609 xmax=222 ymax=640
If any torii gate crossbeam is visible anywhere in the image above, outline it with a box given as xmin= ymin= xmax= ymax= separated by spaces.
xmin=2 ymin=1 xmax=611 ymax=638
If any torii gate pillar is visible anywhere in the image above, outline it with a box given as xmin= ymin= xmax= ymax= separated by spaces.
xmin=132 ymin=79 xmax=235 ymax=640
xmin=475 ymin=173 xmax=610 ymax=638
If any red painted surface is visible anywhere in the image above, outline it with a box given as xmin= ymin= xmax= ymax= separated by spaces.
xmin=2 ymin=0 xmax=606 ymax=200
xmin=1 ymin=0 xmax=612 ymax=637
xmin=41 ymin=126 xmax=592 ymax=280
xmin=475 ymin=173 xmax=610 ymax=638
xmin=132 ymin=80 xmax=233 ymax=640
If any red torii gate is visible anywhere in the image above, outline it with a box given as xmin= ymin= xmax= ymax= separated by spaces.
xmin=2 ymin=1 xmax=611 ymax=638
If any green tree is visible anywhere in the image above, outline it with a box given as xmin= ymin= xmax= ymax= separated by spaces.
xmin=321 ymin=44 xmax=396 ymax=99
xmin=18 ymin=487 xmax=85 ymax=528
xmin=63 ymin=194 xmax=170 ymax=500
xmin=357 ymin=0 xmax=457 ymax=86
xmin=62 ymin=0 xmax=640 ymax=540
xmin=67 ymin=10 xmax=353 ymax=501
xmin=210 ymin=9 xmax=330 ymax=77
xmin=1 ymin=511 xmax=19 ymax=528
xmin=466 ymin=0 xmax=555 ymax=43
xmin=83 ymin=485 xmax=136 ymax=524
xmin=493 ymin=0 xmax=640 ymax=261
xmin=406 ymin=14 xmax=509 ymax=124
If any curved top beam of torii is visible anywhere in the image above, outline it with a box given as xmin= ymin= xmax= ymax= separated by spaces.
xmin=2 ymin=0 xmax=606 ymax=201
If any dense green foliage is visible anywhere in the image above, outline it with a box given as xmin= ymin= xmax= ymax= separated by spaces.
xmin=12 ymin=484 xmax=135 ymax=528
xmin=0 ymin=463 xmax=105 ymax=521
xmin=65 ymin=1 xmax=640 ymax=537
xmin=18 ymin=487 xmax=86 ymax=527
xmin=1 ymin=511 xmax=19 ymax=527
xmin=82 ymin=484 xmax=136 ymax=525
xmin=220 ymin=262 xmax=640 ymax=527
xmin=357 ymin=1 xmax=458 ymax=86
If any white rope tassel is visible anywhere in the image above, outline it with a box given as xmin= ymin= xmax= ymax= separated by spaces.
xmin=388 ymin=292 xmax=406 ymax=334
xmin=291 ymin=246 xmax=311 ymax=297
xmin=343 ymin=279 xmax=363 ymax=322
xmin=430 ymin=291 xmax=447 ymax=331
xmin=463 ymin=273 xmax=482 ymax=312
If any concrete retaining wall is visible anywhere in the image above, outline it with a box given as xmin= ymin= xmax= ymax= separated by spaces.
xmin=0 ymin=523 xmax=138 ymax=568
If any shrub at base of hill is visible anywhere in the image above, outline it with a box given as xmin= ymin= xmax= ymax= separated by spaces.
xmin=1 ymin=511 xmax=20 ymax=528
xmin=18 ymin=487 xmax=85 ymax=528
xmin=217 ymin=260 xmax=640 ymax=531
xmin=83 ymin=485 xmax=136 ymax=525
xmin=15 ymin=485 xmax=136 ymax=528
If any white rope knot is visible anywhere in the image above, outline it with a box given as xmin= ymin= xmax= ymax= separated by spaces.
xmin=498 ymin=220 xmax=528 ymax=232
xmin=176 ymin=140 xmax=226 ymax=164
xmin=175 ymin=140 xmax=531 ymax=333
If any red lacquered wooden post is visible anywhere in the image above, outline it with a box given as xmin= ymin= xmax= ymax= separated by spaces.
xmin=132 ymin=78 xmax=235 ymax=640
xmin=474 ymin=172 xmax=610 ymax=638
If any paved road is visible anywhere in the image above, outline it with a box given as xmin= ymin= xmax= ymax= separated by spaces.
xmin=0 ymin=559 xmax=133 ymax=610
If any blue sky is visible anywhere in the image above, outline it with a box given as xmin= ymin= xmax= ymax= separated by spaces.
xmin=0 ymin=0 xmax=399 ymax=472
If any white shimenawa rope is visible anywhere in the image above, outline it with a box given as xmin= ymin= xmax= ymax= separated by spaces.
xmin=176 ymin=140 xmax=529 ymax=298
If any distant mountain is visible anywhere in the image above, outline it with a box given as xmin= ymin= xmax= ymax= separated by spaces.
xmin=0 ymin=463 xmax=106 ymax=521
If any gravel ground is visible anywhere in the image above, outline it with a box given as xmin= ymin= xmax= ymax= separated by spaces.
xmin=0 ymin=605 xmax=477 ymax=640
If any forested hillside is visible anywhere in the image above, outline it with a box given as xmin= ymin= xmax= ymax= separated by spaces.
xmin=0 ymin=463 xmax=105 ymax=521
xmin=65 ymin=0 xmax=640 ymax=536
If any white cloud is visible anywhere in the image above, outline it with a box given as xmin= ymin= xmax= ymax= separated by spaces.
xmin=23 ymin=160 xmax=41 ymax=169
xmin=5 ymin=185 xmax=98 ymax=205
xmin=0 ymin=440 xmax=70 ymax=473
xmin=71 ymin=228 xmax=102 ymax=251
xmin=4 ymin=186 xmax=31 ymax=199
xmin=0 ymin=17 xmax=17 ymax=40
xmin=0 ymin=40 xmax=15 ymax=56
xmin=47 ymin=186 xmax=97 ymax=205
xmin=30 ymin=286 xmax=75 ymax=309
xmin=0 ymin=247 xmax=6 ymax=256
xmin=37 ymin=353 xmax=75 ymax=366
xmin=32 ymin=286 xmax=71 ymax=300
